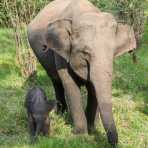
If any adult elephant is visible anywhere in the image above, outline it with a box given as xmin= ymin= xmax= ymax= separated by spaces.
xmin=27 ymin=0 xmax=136 ymax=146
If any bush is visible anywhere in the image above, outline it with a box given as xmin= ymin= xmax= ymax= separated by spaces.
xmin=0 ymin=0 xmax=145 ymax=28
xmin=0 ymin=0 xmax=51 ymax=27
xmin=0 ymin=0 xmax=53 ymax=77
xmin=0 ymin=0 xmax=145 ymax=78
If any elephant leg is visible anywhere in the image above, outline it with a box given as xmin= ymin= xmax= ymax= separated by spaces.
xmin=42 ymin=119 xmax=50 ymax=136
xmin=57 ymin=68 xmax=88 ymax=134
xmin=51 ymin=78 xmax=67 ymax=113
xmin=85 ymin=83 xmax=99 ymax=133
xmin=90 ymin=57 xmax=118 ymax=146
xmin=28 ymin=114 xmax=36 ymax=143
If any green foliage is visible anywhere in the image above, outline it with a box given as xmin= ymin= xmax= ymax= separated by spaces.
xmin=90 ymin=0 xmax=115 ymax=10
xmin=113 ymin=23 xmax=148 ymax=92
xmin=0 ymin=0 xmax=146 ymax=27
xmin=0 ymin=1 xmax=148 ymax=148
xmin=113 ymin=0 xmax=145 ymax=44
xmin=0 ymin=0 xmax=52 ymax=27
xmin=0 ymin=25 xmax=148 ymax=148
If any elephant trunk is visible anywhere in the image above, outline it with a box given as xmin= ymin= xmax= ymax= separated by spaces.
xmin=90 ymin=55 xmax=118 ymax=146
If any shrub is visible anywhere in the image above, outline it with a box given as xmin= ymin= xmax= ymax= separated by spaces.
xmin=0 ymin=0 xmax=51 ymax=27
xmin=0 ymin=0 xmax=145 ymax=78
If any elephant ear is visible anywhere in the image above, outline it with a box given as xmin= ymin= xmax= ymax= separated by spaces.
xmin=114 ymin=24 xmax=136 ymax=57
xmin=46 ymin=100 xmax=57 ymax=112
xmin=46 ymin=19 xmax=90 ymax=80
xmin=46 ymin=19 xmax=72 ymax=63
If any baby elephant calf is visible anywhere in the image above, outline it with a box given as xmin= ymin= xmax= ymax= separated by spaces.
xmin=25 ymin=87 xmax=57 ymax=142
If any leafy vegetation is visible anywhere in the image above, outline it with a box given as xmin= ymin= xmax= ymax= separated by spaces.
xmin=0 ymin=0 xmax=51 ymax=27
xmin=0 ymin=24 xmax=148 ymax=148
xmin=0 ymin=0 xmax=146 ymax=27
xmin=0 ymin=0 xmax=148 ymax=148
xmin=1 ymin=0 xmax=145 ymax=77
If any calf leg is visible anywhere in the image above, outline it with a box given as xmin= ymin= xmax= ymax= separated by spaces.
xmin=42 ymin=118 xmax=50 ymax=136
xmin=28 ymin=114 xmax=36 ymax=143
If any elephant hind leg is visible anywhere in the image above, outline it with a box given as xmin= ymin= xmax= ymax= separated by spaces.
xmin=85 ymin=82 xmax=99 ymax=133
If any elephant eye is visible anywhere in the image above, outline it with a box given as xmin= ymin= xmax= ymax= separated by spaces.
xmin=42 ymin=45 xmax=48 ymax=52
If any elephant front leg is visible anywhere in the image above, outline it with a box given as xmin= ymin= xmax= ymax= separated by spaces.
xmin=90 ymin=58 xmax=118 ymax=146
xmin=57 ymin=69 xmax=88 ymax=134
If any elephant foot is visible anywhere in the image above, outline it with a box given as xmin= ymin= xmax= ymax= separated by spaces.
xmin=30 ymin=136 xmax=38 ymax=144
xmin=107 ymin=129 xmax=118 ymax=147
xmin=72 ymin=127 xmax=88 ymax=135
xmin=87 ymin=125 xmax=96 ymax=135
xmin=111 ymin=144 xmax=118 ymax=148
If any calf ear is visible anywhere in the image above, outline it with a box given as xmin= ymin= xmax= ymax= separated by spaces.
xmin=46 ymin=100 xmax=57 ymax=112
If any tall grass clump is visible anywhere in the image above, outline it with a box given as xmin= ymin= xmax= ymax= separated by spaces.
xmin=0 ymin=0 xmax=145 ymax=78
xmin=0 ymin=0 xmax=51 ymax=78
xmin=0 ymin=0 xmax=51 ymax=27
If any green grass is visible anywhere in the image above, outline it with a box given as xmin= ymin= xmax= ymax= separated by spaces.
xmin=0 ymin=23 xmax=148 ymax=148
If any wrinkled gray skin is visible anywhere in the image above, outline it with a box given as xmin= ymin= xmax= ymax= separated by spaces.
xmin=25 ymin=87 xmax=57 ymax=143
xmin=27 ymin=0 xmax=136 ymax=146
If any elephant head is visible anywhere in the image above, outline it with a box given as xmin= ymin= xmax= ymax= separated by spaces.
xmin=45 ymin=19 xmax=72 ymax=63
xmin=45 ymin=15 xmax=136 ymax=80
